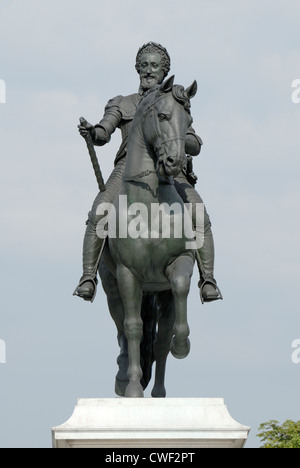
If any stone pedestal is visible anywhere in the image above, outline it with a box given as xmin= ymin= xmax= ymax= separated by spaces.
xmin=52 ymin=398 xmax=250 ymax=448
xmin=52 ymin=398 xmax=250 ymax=449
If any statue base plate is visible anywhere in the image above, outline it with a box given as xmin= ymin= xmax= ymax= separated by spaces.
xmin=52 ymin=398 xmax=250 ymax=448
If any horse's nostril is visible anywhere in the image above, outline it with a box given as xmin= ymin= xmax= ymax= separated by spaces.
xmin=167 ymin=156 xmax=175 ymax=164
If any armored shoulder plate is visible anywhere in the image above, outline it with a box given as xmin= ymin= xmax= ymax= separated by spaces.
xmin=105 ymin=93 xmax=141 ymax=121
xmin=104 ymin=95 xmax=123 ymax=113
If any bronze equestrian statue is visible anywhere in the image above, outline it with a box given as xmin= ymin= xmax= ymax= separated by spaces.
xmin=74 ymin=43 xmax=222 ymax=397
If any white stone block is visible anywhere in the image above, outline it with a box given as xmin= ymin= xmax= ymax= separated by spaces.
xmin=52 ymin=398 xmax=250 ymax=448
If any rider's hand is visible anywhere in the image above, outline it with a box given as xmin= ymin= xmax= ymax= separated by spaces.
xmin=78 ymin=118 xmax=95 ymax=139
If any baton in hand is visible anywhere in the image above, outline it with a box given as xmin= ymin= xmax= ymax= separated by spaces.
xmin=79 ymin=117 xmax=106 ymax=192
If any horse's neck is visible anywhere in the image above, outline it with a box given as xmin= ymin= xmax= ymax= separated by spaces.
xmin=123 ymin=93 xmax=178 ymax=202
xmin=124 ymin=134 xmax=154 ymax=184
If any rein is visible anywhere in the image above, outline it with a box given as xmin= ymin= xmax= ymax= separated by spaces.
xmin=124 ymin=89 xmax=186 ymax=183
xmin=143 ymin=92 xmax=186 ymax=157
xmin=124 ymin=169 xmax=157 ymax=181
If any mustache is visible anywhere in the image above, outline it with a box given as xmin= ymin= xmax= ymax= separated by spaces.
xmin=140 ymin=73 xmax=158 ymax=79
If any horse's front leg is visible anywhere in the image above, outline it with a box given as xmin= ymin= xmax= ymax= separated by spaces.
xmin=166 ymin=255 xmax=194 ymax=359
xmin=117 ymin=264 xmax=144 ymax=397
xmin=99 ymin=260 xmax=129 ymax=397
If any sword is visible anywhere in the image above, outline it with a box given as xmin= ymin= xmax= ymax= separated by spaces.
xmin=79 ymin=117 xmax=106 ymax=192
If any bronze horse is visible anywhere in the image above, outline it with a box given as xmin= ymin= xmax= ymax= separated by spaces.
xmin=99 ymin=76 xmax=198 ymax=397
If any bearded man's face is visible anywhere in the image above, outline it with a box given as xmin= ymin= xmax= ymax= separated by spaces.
xmin=139 ymin=53 xmax=165 ymax=91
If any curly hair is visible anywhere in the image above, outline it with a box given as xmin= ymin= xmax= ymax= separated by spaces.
xmin=135 ymin=42 xmax=171 ymax=78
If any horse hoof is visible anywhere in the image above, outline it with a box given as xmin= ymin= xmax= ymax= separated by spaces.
xmin=115 ymin=377 xmax=129 ymax=397
xmin=170 ymin=336 xmax=190 ymax=359
xmin=125 ymin=381 xmax=144 ymax=398
xmin=151 ymin=386 xmax=166 ymax=398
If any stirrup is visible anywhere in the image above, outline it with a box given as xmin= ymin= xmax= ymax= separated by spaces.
xmin=198 ymin=279 xmax=223 ymax=304
xmin=73 ymin=276 xmax=98 ymax=303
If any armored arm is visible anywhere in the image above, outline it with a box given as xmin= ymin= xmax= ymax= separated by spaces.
xmin=182 ymin=127 xmax=203 ymax=186
xmin=92 ymin=96 xmax=123 ymax=147
xmin=185 ymin=126 xmax=203 ymax=156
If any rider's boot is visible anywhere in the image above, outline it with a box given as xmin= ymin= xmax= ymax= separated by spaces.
xmin=73 ymin=224 xmax=102 ymax=302
xmin=197 ymin=228 xmax=223 ymax=303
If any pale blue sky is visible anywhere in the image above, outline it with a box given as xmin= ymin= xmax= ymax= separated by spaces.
xmin=0 ymin=0 xmax=300 ymax=448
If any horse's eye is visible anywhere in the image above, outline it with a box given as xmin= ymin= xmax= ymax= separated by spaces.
xmin=158 ymin=113 xmax=168 ymax=121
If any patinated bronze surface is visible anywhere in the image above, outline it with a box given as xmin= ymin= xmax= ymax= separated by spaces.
xmin=74 ymin=43 xmax=222 ymax=397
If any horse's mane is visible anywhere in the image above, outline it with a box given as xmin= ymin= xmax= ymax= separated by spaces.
xmin=140 ymin=83 xmax=192 ymax=113
xmin=171 ymin=85 xmax=191 ymax=113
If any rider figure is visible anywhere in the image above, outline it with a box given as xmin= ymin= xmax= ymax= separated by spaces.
xmin=74 ymin=42 xmax=221 ymax=303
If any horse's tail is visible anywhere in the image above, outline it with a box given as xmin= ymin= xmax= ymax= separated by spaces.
xmin=140 ymin=293 xmax=157 ymax=390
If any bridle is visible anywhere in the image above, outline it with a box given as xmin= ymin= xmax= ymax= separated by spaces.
xmin=125 ymin=90 xmax=187 ymax=182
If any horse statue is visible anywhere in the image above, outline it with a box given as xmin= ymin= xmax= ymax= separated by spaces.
xmin=99 ymin=75 xmax=198 ymax=398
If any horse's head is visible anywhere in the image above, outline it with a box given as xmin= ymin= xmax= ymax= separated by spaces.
xmin=142 ymin=75 xmax=197 ymax=178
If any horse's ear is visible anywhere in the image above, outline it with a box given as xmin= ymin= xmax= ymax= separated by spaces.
xmin=185 ymin=80 xmax=197 ymax=99
xmin=160 ymin=75 xmax=175 ymax=93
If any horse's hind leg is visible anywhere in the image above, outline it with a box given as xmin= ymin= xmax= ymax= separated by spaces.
xmin=151 ymin=291 xmax=174 ymax=398
xmin=99 ymin=260 xmax=128 ymax=396
xmin=117 ymin=264 xmax=144 ymax=397
xmin=166 ymin=255 xmax=194 ymax=359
